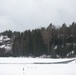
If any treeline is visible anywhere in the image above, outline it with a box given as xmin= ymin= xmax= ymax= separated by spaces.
xmin=1 ymin=22 xmax=76 ymax=58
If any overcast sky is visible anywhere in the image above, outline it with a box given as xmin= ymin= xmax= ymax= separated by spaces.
xmin=0 ymin=0 xmax=76 ymax=32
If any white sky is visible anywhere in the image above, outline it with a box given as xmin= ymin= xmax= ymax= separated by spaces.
xmin=0 ymin=0 xmax=76 ymax=32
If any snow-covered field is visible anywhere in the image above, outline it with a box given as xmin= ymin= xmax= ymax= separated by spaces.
xmin=0 ymin=57 xmax=76 ymax=75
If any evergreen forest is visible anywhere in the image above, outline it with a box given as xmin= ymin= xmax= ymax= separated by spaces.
xmin=0 ymin=22 xmax=76 ymax=58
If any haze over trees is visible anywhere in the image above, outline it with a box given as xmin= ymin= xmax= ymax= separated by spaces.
xmin=0 ymin=22 xmax=76 ymax=58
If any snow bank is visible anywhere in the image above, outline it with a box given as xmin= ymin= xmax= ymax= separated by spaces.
xmin=0 ymin=57 xmax=76 ymax=64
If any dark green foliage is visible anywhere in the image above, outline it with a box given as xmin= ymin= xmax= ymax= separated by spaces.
xmin=1 ymin=30 xmax=12 ymax=38
xmin=32 ymin=29 xmax=46 ymax=56
xmin=0 ymin=48 xmax=5 ymax=57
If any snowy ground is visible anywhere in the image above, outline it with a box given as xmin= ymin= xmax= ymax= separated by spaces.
xmin=0 ymin=57 xmax=76 ymax=75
